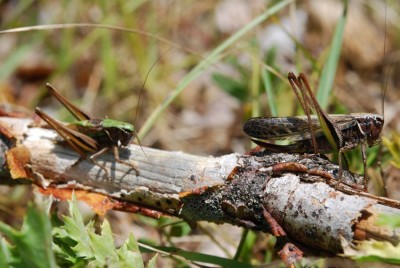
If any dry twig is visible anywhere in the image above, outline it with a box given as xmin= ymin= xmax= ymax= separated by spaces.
xmin=0 ymin=116 xmax=399 ymax=265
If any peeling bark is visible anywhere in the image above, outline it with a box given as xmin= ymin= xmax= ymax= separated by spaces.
xmin=0 ymin=116 xmax=399 ymax=256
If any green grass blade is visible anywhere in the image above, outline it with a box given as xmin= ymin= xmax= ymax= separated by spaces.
xmin=251 ymin=54 xmax=261 ymax=118
xmin=140 ymin=244 xmax=255 ymax=268
xmin=261 ymin=68 xmax=278 ymax=116
xmin=234 ymin=229 xmax=249 ymax=260
xmin=316 ymin=0 xmax=348 ymax=109
xmin=233 ymin=229 xmax=257 ymax=263
xmin=137 ymin=0 xmax=294 ymax=139
xmin=101 ymin=28 xmax=117 ymax=96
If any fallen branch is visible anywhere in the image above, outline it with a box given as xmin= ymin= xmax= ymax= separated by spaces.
xmin=0 ymin=116 xmax=399 ymax=263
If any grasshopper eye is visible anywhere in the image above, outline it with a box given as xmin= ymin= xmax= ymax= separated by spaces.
xmin=376 ymin=117 xmax=384 ymax=127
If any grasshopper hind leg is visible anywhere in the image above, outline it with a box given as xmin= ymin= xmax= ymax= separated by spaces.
xmin=69 ymin=154 xmax=111 ymax=178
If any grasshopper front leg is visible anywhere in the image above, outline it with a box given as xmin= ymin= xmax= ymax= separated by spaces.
xmin=112 ymin=146 xmax=140 ymax=176
xmin=337 ymin=141 xmax=368 ymax=189
xmin=89 ymin=146 xmax=140 ymax=176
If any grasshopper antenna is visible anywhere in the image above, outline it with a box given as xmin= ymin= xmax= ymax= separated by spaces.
xmin=134 ymin=47 xmax=173 ymax=161
xmin=381 ymin=1 xmax=390 ymax=119
xmin=378 ymin=0 xmax=391 ymax=186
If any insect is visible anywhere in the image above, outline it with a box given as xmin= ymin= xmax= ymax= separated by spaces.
xmin=243 ymin=72 xmax=384 ymax=183
xmin=35 ymin=83 xmax=140 ymax=177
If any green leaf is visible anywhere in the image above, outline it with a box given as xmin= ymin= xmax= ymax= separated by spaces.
xmin=0 ymin=203 xmax=56 ymax=268
xmin=0 ymin=238 xmax=12 ymax=268
xmin=87 ymin=221 xmax=120 ymax=265
xmin=116 ymin=234 xmax=145 ymax=268
xmin=212 ymin=73 xmax=247 ymax=101
xmin=53 ymin=195 xmax=150 ymax=267
xmin=55 ymin=196 xmax=118 ymax=266
xmin=147 ymin=253 xmax=158 ymax=268
xmin=61 ymin=200 xmax=96 ymax=260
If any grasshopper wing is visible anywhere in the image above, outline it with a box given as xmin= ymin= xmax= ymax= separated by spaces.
xmin=244 ymin=115 xmax=359 ymax=153
xmin=243 ymin=116 xmax=322 ymax=141
xmin=243 ymin=114 xmax=359 ymax=140
xmin=35 ymin=107 xmax=98 ymax=156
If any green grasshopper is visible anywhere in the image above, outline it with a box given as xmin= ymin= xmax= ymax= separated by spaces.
xmin=243 ymin=72 xmax=384 ymax=183
xmin=35 ymin=84 xmax=139 ymax=177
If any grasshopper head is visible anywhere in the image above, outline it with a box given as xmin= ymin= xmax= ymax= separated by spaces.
xmin=363 ymin=115 xmax=384 ymax=147
xmin=102 ymin=119 xmax=136 ymax=147
xmin=116 ymin=127 xmax=136 ymax=146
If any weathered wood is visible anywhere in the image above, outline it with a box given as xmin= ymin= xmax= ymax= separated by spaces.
xmin=0 ymin=116 xmax=399 ymax=255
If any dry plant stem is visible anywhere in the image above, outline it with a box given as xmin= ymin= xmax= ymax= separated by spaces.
xmin=1 ymin=117 xmax=399 ymax=255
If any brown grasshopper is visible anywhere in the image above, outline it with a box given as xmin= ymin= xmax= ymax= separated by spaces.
xmin=243 ymin=72 xmax=384 ymax=184
xmin=35 ymin=84 xmax=140 ymax=177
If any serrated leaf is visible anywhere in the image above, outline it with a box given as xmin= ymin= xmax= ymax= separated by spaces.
xmin=147 ymin=253 xmax=158 ymax=268
xmin=86 ymin=220 xmax=119 ymax=266
xmin=59 ymin=196 xmax=118 ymax=266
xmin=61 ymin=201 xmax=95 ymax=261
xmin=0 ymin=203 xmax=56 ymax=268
xmin=117 ymin=233 xmax=144 ymax=268
xmin=54 ymin=195 xmax=147 ymax=267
